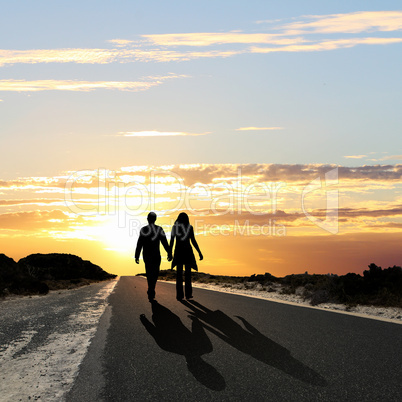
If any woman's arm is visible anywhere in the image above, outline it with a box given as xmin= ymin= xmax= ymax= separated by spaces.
xmin=190 ymin=226 xmax=203 ymax=260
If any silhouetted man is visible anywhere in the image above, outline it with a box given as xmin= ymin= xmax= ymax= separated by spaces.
xmin=135 ymin=212 xmax=172 ymax=302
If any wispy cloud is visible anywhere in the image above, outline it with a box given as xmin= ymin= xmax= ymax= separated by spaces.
xmin=381 ymin=154 xmax=402 ymax=161
xmin=142 ymin=32 xmax=306 ymax=47
xmin=277 ymin=11 xmax=402 ymax=35
xmin=2 ymin=164 xmax=402 ymax=193
xmin=106 ymin=39 xmax=135 ymax=47
xmin=0 ymin=48 xmax=122 ymax=66
xmin=0 ymin=11 xmax=401 ymax=68
xmin=0 ymin=210 xmax=75 ymax=231
xmin=2 ymin=163 xmax=402 ymax=237
xmin=0 ymin=75 xmax=186 ymax=92
xmin=138 ymin=11 xmax=402 ymax=59
xmin=118 ymin=131 xmax=208 ymax=137
xmin=344 ymin=155 xmax=367 ymax=159
xmin=236 ymin=126 xmax=283 ymax=131
xmin=0 ymin=47 xmax=243 ymax=66
xmin=0 ymin=199 xmax=63 ymax=206
xmin=250 ymin=37 xmax=402 ymax=54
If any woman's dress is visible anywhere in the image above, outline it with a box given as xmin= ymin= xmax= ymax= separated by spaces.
xmin=171 ymin=224 xmax=198 ymax=271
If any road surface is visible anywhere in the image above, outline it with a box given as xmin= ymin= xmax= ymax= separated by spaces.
xmin=68 ymin=276 xmax=402 ymax=401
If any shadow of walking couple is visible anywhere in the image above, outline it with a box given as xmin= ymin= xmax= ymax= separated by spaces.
xmin=140 ymin=300 xmax=327 ymax=391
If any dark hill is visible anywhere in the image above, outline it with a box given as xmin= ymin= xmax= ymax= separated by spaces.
xmin=0 ymin=253 xmax=116 ymax=297
xmin=0 ymin=254 xmax=23 ymax=288
xmin=19 ymin=253 xmax=116 ymax=281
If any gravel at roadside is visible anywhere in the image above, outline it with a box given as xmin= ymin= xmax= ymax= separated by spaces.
xmin=0 ymin=278 xmax=118 ymax=401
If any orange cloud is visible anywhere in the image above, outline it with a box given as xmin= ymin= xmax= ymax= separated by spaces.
xmin=195 ymin=231 xmax=402 ymax=277
xmin=2 ymin=163 xmax=402 ymax=276
xmin=2 ymin=164 xmax=402 ymax=195
xmin=0 ymin=199 xmax=63 ymax=206
xmin=181 ymin=206 xmax=402 ymax=229
xmin=0 ymin=210 xmax=76 ymax=231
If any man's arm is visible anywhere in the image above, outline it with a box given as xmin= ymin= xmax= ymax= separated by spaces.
xmin=135 ymin=233 xmax=143 ymax=264
xmin=160 ymin=228 xmax=172 ymax=261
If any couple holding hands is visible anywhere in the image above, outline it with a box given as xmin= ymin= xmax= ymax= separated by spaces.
xmin=135 ymin=212 xmax=203 ymax=302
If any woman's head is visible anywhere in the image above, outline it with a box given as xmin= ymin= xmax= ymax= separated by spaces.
xmin=176 ymin=212 xmax=190 ymax=226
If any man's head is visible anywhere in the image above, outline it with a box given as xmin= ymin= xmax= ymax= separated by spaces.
xmin=147 ymin=211 xmax=157 ymax=224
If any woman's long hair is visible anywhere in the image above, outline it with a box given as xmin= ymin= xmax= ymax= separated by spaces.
xmin=176 ymin=212 xmax=190 ymax=226
xmin=175 ymin=212 xmax=190 ymax=238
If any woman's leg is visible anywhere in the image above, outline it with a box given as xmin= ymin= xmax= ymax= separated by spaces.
xmin=176 ymin=263 xmax=184 ymax=300
xmin=184 ymin=264 xmax=192 ymax=299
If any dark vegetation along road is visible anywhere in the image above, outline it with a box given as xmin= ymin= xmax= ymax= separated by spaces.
xmin=155 ymin=263 xmax=402 ymax=308
xmin=0 ymin=253 xmax=116 ymax=297
xmin=68 ymin=276 xmax=402 ymax=402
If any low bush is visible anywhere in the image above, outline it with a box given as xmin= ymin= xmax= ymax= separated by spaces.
xmin=181 ymin=264 xmax=402 ymax=308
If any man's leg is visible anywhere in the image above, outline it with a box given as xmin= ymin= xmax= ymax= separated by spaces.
xmin=184 ymin=264 xmax=192 ymax=299
xmin=151 ymin=261 xmax=160 ymax=299
xmin=176 ymin=263 xmax=184 ymax=300
xmin=144 ymin=265 xmax=153 ymax=300
xmin=145 ymin=262 xmax=159 ymax=300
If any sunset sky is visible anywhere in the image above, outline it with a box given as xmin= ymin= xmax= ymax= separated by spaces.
xmin=1 ymin=1 xmax=402 ymax=277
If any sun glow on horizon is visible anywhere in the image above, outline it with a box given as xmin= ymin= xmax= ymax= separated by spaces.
xmin=97 ymin=218 xmax=138 ymax=255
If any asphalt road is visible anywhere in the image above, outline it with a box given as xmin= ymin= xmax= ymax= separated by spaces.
xmin=68 ymin=276 xmax=402 ymax=401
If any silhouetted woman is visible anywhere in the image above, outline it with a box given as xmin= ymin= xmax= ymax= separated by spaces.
xmin=170 ymin=212 xmax=203 ymax=301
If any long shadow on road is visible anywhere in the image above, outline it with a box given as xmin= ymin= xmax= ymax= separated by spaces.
xmin=140 ymin=301 xmax=226 ymax=391
xmin=182 ymin=300 xmax=327 ymax=387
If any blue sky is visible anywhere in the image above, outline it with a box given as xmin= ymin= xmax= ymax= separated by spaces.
xmin=1 ymin=1 xmax=401 ymax=178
